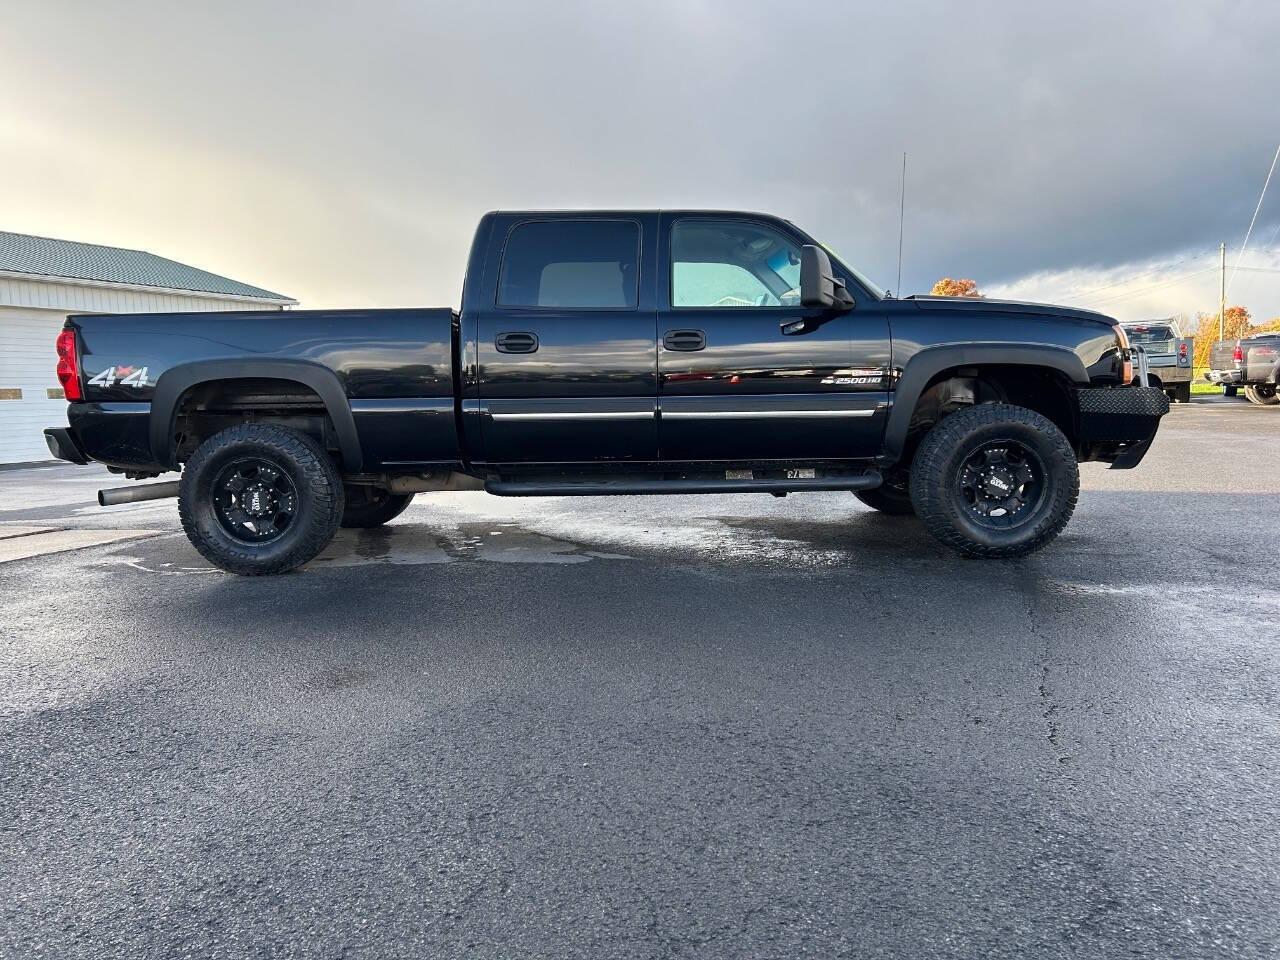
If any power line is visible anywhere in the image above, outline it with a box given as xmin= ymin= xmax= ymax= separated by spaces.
xmin=1261 ymin=217 xmax=1280 ymax=253
xmin=1086 ymin=266 xmax=1219 ymax=306
xmin=1066 ymin=247 xmax=1216 ymax=298
xmin=1225 ymin=139 xmax=1280 ymax=300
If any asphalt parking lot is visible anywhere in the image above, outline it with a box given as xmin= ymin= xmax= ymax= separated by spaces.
xmin=1 ymin=396 xmax=1277 ymax=959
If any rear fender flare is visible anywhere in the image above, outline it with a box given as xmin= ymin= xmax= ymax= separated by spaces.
xmin=150 ymin=359 xmax=362 ymax=471
xmin=884 ymin=343 xmax=1089 ymax=464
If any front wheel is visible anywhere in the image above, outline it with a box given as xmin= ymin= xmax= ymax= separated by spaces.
xmin=1244 ymin=384 xmax=1280 ymax=406
xmin=909 ymin=403 xmax=1079 ymax=558
xmin=178 ymin=424 xmax=344 ymax=575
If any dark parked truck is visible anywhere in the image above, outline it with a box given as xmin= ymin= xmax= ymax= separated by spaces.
xmin=45 ymin=210 xmax=1170 ymax=574
xmin=1120 ymin=319 xmax=1193 ymax=403
xmin=1205 ymin=334 xmax=1280 ymax=405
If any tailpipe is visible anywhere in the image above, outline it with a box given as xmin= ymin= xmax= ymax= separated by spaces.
xmin=98 ymin=480 xmax=181 ymax=507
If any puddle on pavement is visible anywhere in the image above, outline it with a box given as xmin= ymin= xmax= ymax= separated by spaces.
xmin=96 ymin=521 xmax=635 ymax=576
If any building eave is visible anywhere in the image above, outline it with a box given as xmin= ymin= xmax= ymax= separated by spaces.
xmin=0 ymin=268 xmax=298 ymax=306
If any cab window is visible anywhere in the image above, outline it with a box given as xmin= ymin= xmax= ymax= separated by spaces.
xmin=671 ymin=220 xmax=803 ymax=308
xmin=498 ymin=220 xmax=640 ymax=309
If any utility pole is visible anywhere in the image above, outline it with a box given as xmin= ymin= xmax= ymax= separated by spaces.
xmin=896 ymin=152 xmax=907 ymax=298
xmin=1219 ymin=242 xmax=1226 ymax=340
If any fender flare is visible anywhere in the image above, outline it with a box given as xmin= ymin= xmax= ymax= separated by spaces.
xmin=150 ymin=358 xmax=363 ymax=471
xmin=883 ymin=343 xmax=1089 ymax=463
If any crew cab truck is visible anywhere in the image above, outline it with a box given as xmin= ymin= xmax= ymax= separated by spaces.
xmin=1121 ymin=319 xmax=1193 ymax=403
xmin=44 ymin=210 xmax=1170 ymax=575
xmin=1205 ymin=333 xmax=1280 ymax=405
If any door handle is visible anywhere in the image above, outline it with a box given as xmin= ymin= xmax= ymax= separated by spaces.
xmin=495 ymin=331 xmax=539 ymax=354
xmin=781 ymin=316 xmax=833 ymax=335
xmin=663 ymin=329 xmax=706 ymax=352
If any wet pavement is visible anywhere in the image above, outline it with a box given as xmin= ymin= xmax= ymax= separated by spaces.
xmin=1 ymin=395 xmax=1278 ymax=958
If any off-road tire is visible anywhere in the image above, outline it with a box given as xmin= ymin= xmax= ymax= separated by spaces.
xmin=909 ymin=403 xmax=1079 ymax=559
xmin=1244 ymin=384 xmax=1279 ymax=406
xmin=341 ymin=488 xmax=414 ymax=528
xmin=854 ymin=472 xmax=914 ymax=515
xmin=179 ymin=424 xmax=344 ymax=575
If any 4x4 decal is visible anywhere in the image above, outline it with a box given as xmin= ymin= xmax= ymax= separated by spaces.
xmin=87 ymin=365 xmax=152 ymax=389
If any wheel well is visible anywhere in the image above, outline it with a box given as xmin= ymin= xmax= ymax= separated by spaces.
xmin=171 ymin=377 xmax=341 ymax=466
xmin=903 ymin=364 xmax=1078 ymax=465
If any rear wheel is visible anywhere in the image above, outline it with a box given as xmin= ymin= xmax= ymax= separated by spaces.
xmin=909 ymin=403 xmax=1079 ymax=558
xmin=1223 ymin=385 xmax=1238 ymax=397
xmin=1174 ymin=382 xmax=1192 ymax=404
xmin=1244 ymin=384 xmax=1279 ymax=405
xmin=341 ymin=487 xmax=414 ymax=528
xmin=178 ymin=424 xmax=344 ymax=575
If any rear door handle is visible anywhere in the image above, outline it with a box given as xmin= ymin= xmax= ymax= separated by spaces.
xmin=663 ymin=329 xmax=706 ymax=352
xmin=495 ymin=331 xmax=539 ymax=354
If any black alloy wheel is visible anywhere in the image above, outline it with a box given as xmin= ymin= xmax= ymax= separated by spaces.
xmin=956 ymin=441 xmax=1045 ymax=531
xmin=212 ymin=457 xmax=300 ymax=543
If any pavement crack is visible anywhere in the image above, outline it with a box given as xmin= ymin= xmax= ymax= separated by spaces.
xmin=1020 ymin=581 xmax=1069 ymax=763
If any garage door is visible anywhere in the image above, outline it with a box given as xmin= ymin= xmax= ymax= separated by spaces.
xmin=0 ymin=313 xmax=70 ymax=463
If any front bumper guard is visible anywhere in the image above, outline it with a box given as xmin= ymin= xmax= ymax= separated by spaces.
xmin=1076 ymin=385 xmax=1169 ymax=469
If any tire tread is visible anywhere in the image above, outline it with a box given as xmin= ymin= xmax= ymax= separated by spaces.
xmin=909 ymin=403 xmax=1079 ymax=558
xmin=178 ymin=424 xmax=343 ymax=575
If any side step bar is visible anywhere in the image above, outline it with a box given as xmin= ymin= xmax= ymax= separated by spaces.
xmin=485 ymin=471 xmax=882 ymax=497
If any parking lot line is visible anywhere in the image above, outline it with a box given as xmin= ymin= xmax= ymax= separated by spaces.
xmin=0 ymin=529 xmax=161 ymax=564
xmin=0 ymin=526 xmax=57 ymax=541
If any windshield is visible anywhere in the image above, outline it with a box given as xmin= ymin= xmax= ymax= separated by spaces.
xmin=818 ymin=242 xmax=886 ymax=299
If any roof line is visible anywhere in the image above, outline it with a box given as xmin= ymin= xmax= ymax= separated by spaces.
xmin=0 ymin=268 xmax=298 ymax=305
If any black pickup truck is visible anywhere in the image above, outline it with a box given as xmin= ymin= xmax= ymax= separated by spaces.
xmin=45 ymin=210 xmax=1169 ymax=574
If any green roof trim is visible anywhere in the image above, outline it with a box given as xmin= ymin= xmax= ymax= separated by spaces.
xmin=0 ymin=230 xmax=294 ymax=302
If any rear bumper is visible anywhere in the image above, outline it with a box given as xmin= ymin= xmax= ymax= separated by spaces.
xmin=46 ymin=402 xmax=165 ymax=472
xmin=1204 ymin=368 xmax=1243 ymax=385
xmin=1076 ymin=386 xmax=1169 ymax=470
xmin=43 ymin=427 xmax=90 ymax=465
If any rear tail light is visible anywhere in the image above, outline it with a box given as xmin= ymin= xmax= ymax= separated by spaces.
xmin=1234 ymin=344 xmax=1244 ymax=364
xmin=1179 ymin=342 xmax=1188 ymax=360
xmin=55 ymin=329 xmax=82 ymax=401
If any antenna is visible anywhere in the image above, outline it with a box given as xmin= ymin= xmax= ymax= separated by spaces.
xmin=896 ymin=152 xmax=907 ymax=297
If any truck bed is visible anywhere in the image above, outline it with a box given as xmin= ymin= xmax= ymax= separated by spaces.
xmin=67 ymin=307 xmax=459 ymax=472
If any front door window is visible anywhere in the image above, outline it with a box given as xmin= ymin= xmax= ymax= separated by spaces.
xmin=671 ymin=221 xmax=803 ymax=308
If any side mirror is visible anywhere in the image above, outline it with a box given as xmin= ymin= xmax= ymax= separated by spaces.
xmin=800 ymin=245 xmax=854 ymax=311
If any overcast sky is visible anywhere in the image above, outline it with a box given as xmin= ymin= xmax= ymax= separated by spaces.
xmin=2 ymin=0 xmax=1279 ymax=323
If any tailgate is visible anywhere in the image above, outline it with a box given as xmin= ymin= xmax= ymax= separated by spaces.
xmin=1208 ymin=340 xmax=1240 ymax=371
xmin=1244 ymin=340 xmax=1280 ymax=382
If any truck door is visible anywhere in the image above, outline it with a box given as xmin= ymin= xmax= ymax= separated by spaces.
xmin=473 ymin=216 xmax=658 ymax=464
xmin=656 ymin=215 xmax=890 ymax=462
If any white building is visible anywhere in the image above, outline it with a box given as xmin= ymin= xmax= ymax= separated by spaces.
xmin=0 ymin=231 xmax=295 ymax=464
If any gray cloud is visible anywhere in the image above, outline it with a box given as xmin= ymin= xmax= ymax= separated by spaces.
xmin=2 ymin=0 xmax=1277 ymax=305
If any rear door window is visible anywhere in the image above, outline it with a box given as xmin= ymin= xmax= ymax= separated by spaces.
xmin=498 ymin=220 xmax=640 ymax=309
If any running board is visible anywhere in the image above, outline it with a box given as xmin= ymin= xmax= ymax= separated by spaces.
xmin=485 ymin=471 xmax=882 ymax=497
